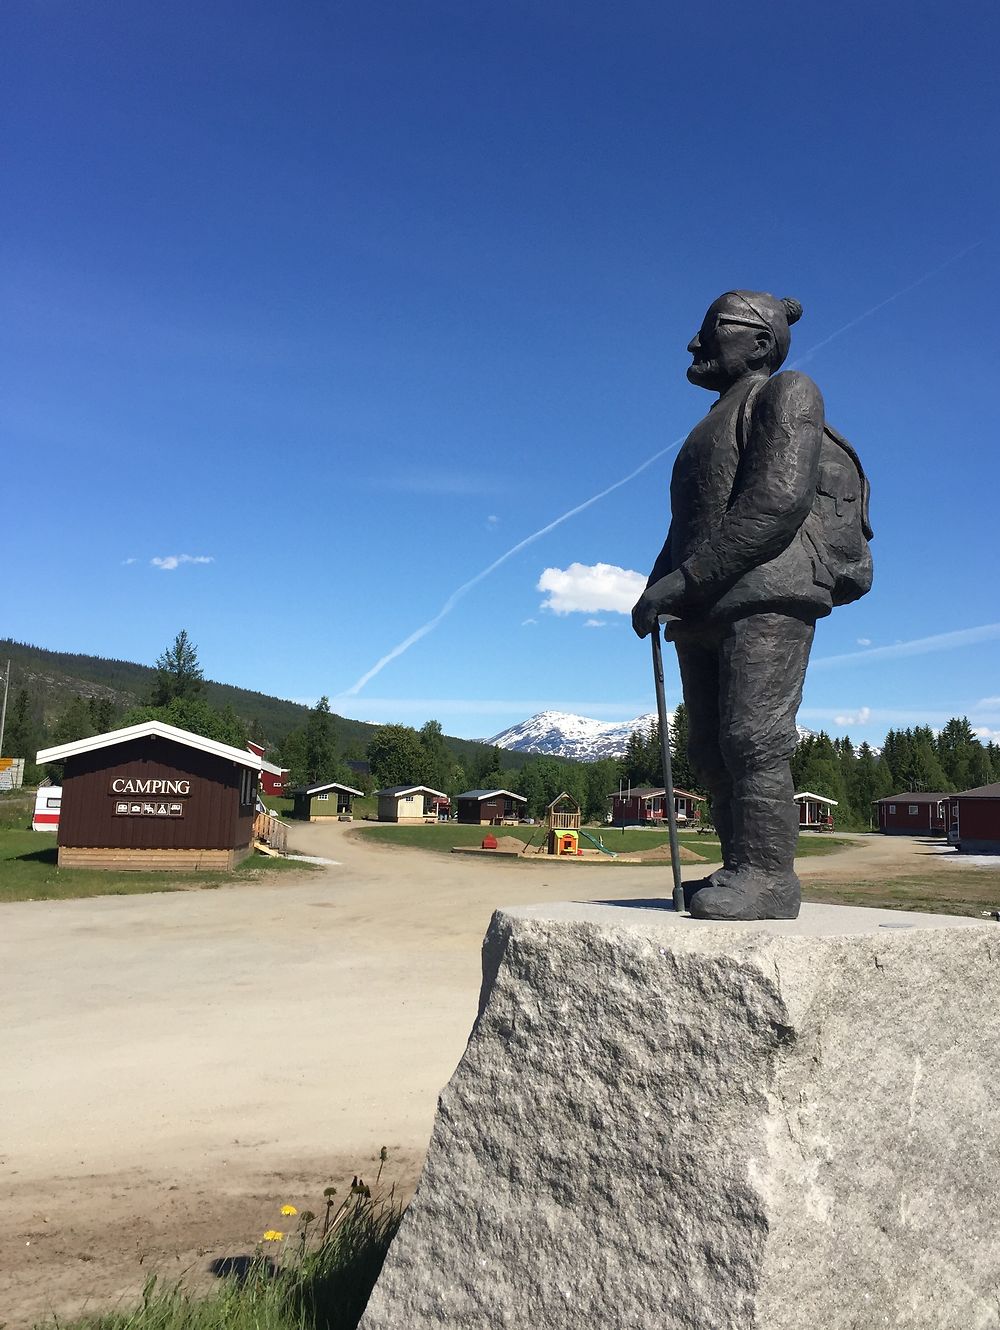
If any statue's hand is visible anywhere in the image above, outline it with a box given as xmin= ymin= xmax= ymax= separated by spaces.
xmin=631 ymin=571 xmax=685 ymax=639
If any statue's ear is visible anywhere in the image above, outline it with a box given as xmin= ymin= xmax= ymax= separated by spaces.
xmin=752 ymin=328 xmax=773 ymax=367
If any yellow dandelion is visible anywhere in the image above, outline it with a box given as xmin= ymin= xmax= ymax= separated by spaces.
xmin=261 ymin=1230 xmax=285 ymax=1242
xmin=280 ymin=1205 xmax=298 ymax=1216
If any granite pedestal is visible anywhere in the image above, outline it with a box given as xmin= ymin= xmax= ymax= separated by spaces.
xmin=360 ymin=901 xmax=1000 ymax=1328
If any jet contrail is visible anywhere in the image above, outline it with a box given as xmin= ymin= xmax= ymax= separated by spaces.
xmin=344 ymin=240 xmax=984 ymax=695
xmin=788 ymin=239 xmax=983 ymax=369
xmin=811 ymin=622 xmax=1000 ymax=670
xmin=342 ymin=435 xmax=686 ymax=695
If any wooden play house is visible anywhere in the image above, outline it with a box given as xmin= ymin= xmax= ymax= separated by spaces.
xmin=546 ymin=792 xmax=581 ymax=855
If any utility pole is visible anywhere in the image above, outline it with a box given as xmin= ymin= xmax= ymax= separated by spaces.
xmin=0 ymin=660 xmax=9 ymax=756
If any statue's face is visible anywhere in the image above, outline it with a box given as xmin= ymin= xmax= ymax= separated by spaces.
xmin=686 ymin=296 xmax=773 ymax=392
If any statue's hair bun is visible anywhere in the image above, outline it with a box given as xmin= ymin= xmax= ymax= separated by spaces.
xmin=781 ymin=297 xmax=803 ymax=325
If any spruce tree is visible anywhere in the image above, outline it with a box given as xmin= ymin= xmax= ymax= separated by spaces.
xmin=305 ymin=697 xmax=337 ymax=784
xmin=151 ymin=630 xmax=205 ymax=705
xmin=669 ymin=703 xmax=698 ymax=791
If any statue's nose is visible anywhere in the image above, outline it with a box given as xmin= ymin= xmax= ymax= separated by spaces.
xmin=687 ymin=333 xmax=700 ymax=353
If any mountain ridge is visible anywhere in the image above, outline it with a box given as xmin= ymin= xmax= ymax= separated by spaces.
xmin=485 ymin=709 xmax=817 ymax=762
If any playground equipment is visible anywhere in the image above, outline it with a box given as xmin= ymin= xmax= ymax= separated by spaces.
xmin=579 ymin=827 xmax=617 ymax=857
xmin=546 ymin=792 xmax=582 ymax=855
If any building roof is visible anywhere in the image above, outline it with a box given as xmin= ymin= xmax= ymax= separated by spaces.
xmin=954 ymin=783 xmax=1000 ymax=799
xmin=794 ymin=791 xmax=839 ymax=806
xmin=245 ymin=741 xmax=285 ymax=776
xmin=376 ymin=785 xmax=448 ymax=799
xmin=289 ymin=781 xmax=364 ymax=798
xmin=613 ymin=787 xmax=705 ymax=800
xmin=457 ymin=789 xmax=527 ymax=802
xmin=874 ymin=791 xmax=950 ymax=804
xmin=37 ymin=720 xmax=262 ymax=771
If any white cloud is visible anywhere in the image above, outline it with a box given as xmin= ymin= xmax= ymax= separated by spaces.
xmin=833 ymin=706 xmax=872 ymax=726
xmin=973 ymin=727 xmax=1000 ymax=742
xmin=121 ymin=557 xmax=137 ymax=566
xmin=537 ymin=562 xmax=645 ymax=615
xmin=487 ymin=514 xmax=499 ymax=526
xmin=856 ymin=637 xmax=872 ymax=647
xmin=521 ymin=617 xmax=537 ymax=627
xmin=150 ymin=554 xmax=215 ymax=571
xmin=583 ymin=618 xmax=607 ymax=629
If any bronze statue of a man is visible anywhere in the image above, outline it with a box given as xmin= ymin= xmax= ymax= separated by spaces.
xmin=632 ymin=291 xmax=872 ymax=920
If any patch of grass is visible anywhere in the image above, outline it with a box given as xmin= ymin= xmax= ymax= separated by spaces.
xmin=32 ymin=1166 xmax=402 ymax=1330
xmin=0 ymin=788 xmax=34 ymax=829
xmin=803 ymin=870 xmax=1000 ymax=917
xmin=353 ymin=821 xmax=853 ymax=865
xmin=0 ymin=829 xmax=319 ymax=903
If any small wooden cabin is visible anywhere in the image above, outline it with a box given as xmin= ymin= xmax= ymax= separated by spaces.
xmin=376 ymin=785 xmax=448 ymax=824
xmin=456 ymin=789 xmax=527 ymax=825
xmin=611 ymin=786 xmax=705 ymax=826
xmin=793 ymin=791 xmax=838 ymax=829
xmin=948 ymin=783 xmax=1000 ymax=853
xmin=35 ymin=720 xmax=262 ymax=870
xmin=873 ymin=792 xmax=948 ymax=835
xmin=289 ymin=780 xmax=364 ymax=820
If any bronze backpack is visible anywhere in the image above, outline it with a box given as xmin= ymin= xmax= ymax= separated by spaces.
xmin=739 ymin=381 xmax=873 ymax=606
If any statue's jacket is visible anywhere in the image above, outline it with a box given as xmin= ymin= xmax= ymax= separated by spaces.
xmin=655 ymin=369 xmax=868 ymax=630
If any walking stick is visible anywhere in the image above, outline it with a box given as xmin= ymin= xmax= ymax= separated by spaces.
xmin=650 ymin=620 xmax=685 ymax=913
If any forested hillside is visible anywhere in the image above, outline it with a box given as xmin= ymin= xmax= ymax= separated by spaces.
xmin=0 ymin=637 xmax=578 ymax=798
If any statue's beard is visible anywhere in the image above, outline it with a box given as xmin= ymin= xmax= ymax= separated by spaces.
xmin=687 ymin=357 xmax=722 ymax=387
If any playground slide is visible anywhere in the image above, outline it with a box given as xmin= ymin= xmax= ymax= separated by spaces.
xmin=578 ymin=829 xmax=617 ymax=858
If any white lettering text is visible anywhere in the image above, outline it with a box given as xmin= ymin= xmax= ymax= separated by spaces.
xmin=110 ymin=778 xmax=191 ymax=795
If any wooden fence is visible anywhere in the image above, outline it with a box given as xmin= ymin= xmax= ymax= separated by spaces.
xmin=253 ymin=811 xmax=289 ymax=854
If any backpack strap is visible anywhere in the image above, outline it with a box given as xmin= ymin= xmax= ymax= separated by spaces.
xmin=736 ymin=377 xmax=765 ymax=454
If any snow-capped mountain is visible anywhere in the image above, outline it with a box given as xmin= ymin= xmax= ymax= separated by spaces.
xmin=484 ymin=711 xmax=662 ymax=762
xmin=484 ymin=710 xmax=816 ymax=762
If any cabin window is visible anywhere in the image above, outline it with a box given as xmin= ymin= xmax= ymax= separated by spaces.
xmin=47 ymin=797 xmax=61 ymax=809
xmin=908 ymin=804 xmax=918 ymax=816
xmin=240 ymin=769 xmax=255 ymax=806
xmin=888 ymin=804 xmax=896 ymax=814
xmin=317 ymin=793 xmax=329 ymax=801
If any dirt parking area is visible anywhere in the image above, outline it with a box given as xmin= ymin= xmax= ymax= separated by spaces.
xmin=0 ymin=824 xmax=979 ymax=1326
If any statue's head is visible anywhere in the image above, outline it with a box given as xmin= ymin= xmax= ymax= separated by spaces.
xmin=687 ymin=290 xmax=802 ymax=392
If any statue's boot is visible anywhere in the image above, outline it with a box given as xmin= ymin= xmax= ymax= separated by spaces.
xmin=682 ymin=877 xmax=711 ymax=910
xmin=688 ymin=786 xmax=801 ymax=921
xmin=680 ymin=792 xmax=734 ymax=911
xmin=688 ymin=869 xmax=800 ymax=920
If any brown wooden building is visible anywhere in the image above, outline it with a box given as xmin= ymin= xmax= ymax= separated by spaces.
xmin=36 ymin=720 xmax=262 ymax=870
xmin=455 ymin=789 xmax=527 ymax=825
xmin=949 ymin=783 xmax=1000 ymax=853
xmin=873 ymin=792 xmax=949 ymax=835
xmin=610 ymin=787 xmax=705 ymax=826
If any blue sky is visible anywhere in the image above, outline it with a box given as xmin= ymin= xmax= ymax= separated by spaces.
xmin=5 ymin=0 xmax=999 ymax=745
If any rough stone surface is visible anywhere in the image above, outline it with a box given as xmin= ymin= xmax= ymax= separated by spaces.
xmin=359 ymin=901 xmax=1000 ymax=1329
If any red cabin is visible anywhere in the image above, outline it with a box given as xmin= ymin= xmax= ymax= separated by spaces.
xmin=247 ymin=741 xmax=289 ymax=797
xmin=949 ymin=783 xmax=1000 ymax=854
xmin=611 ymin=787 xmax=705 ymax=826
xmin=873 ymin=792 xmax=948 ymax=835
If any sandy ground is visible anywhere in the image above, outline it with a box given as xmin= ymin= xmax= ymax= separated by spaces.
xmin=0 ymin=825 xmax=962 ymax=1325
